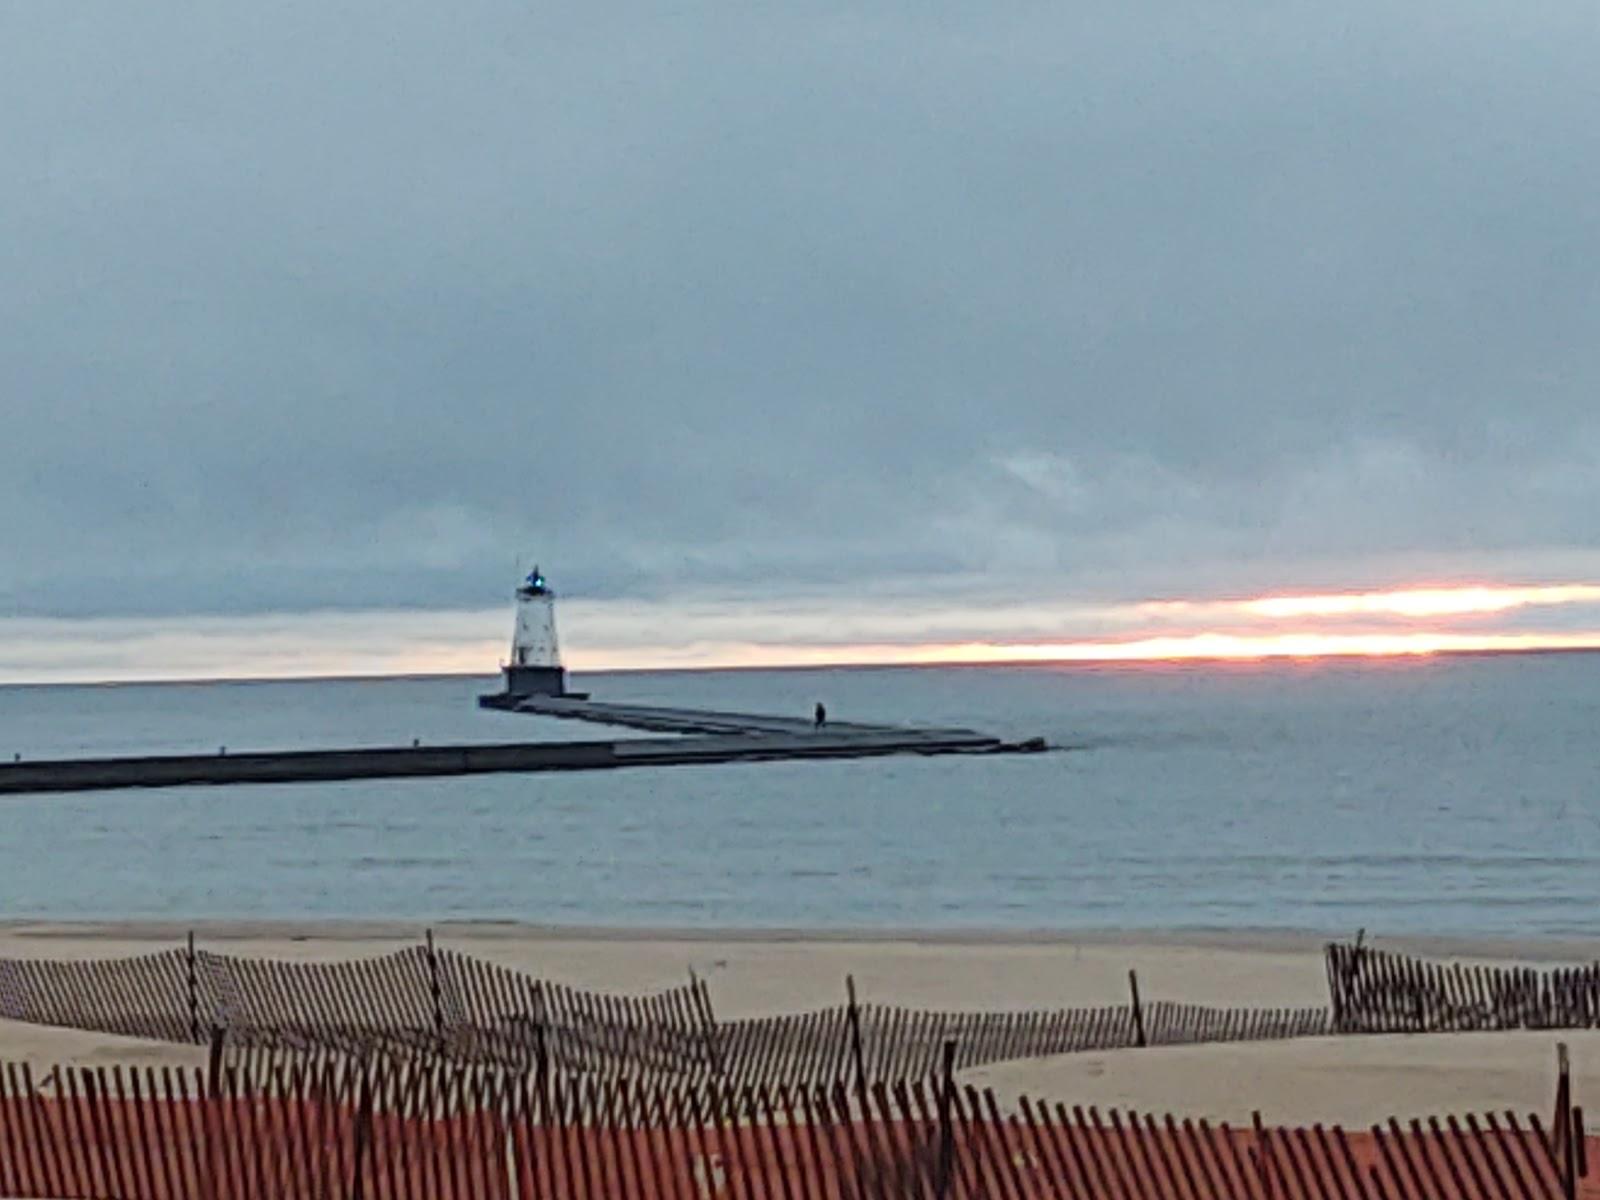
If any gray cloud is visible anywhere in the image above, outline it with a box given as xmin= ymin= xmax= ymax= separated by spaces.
xmin=5 ymin=0 xmax=1600 ymax=625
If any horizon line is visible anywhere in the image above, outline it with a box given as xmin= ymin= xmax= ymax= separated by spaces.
xmin=5 ymin=641 xmax=1600 ymax=690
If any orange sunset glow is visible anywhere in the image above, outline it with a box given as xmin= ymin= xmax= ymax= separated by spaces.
xmin=862 ymin=583 xmax=1600 ymax=667
xmin=565 ymin=582 xmax=1600 ymax=671
xmin=10 ymin=582 xmax=1600 ymax=682
xmin=1136 ymin=582 xmax=1600 ymax=622
xmin=1238 ymin=583 xmax=1600 ymax=620
xmin=544 ymin=582 xmax=1600 ymax=671
xmin=634 ymin=628 xmax=1600 ymax=671
xmin=902 ymin=629 xmax=1600 ymax=666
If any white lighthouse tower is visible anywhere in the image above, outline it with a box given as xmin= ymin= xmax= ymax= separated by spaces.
xmin=511 ymin=566 xmax=561 ymax=672
xmin=480 ymin=565 xmax=580 ymax=706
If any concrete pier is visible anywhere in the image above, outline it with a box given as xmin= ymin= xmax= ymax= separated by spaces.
xmin=506 ymin=695 xmax=977 ymax=738
xmin=0 ymin=700 xmax=1042 ymax=796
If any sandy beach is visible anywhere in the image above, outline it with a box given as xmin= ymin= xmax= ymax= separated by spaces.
xmin=3 ymin=921 xmax=1598 ymax=1128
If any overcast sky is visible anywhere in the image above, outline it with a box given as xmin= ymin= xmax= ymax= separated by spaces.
xmin=6 ymin=1 xmax=1600 ymax=677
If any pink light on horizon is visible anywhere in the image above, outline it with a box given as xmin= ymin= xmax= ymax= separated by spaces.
xmin=11 ymin=580 xmax=1600 ymax=683
xmin=1238 ymin=583 xmax=1600 ymax=620
xmin=567 ymin=628 xmax=1600 ymax=671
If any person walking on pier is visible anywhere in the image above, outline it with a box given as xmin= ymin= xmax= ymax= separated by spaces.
xmin=813 ymin=702 xmax=827 ymax=729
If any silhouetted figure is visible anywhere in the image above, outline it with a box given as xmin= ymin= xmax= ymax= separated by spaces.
xmin=814 ymin=702 xmax=827 ymax=729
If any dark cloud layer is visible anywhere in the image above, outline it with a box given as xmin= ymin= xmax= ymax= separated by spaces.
xmin=6 ymin=1 xmax=1600 ymax=621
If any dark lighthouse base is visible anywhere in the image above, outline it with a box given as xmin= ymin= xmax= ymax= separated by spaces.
xmin=478 ymin=665 xmax=588 ymax=710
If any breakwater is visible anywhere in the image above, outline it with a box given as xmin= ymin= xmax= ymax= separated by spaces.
xmin=0 ymin=699 xmax=1042 ymax=795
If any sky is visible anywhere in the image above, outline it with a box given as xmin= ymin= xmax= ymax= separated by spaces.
xmin=5 ymin=1 xmax=1600 ymax=681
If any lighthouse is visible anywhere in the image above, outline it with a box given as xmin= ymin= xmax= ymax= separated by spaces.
xmin=479 ymin=566 xmax=579 ymax=706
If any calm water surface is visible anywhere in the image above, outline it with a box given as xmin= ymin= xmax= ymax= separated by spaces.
xmin=3 ymin=656 xmax=1599 ymax=935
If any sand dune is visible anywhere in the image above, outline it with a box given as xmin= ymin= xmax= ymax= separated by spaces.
xmin=967 ymin=1031 xmax=1595 ymax=1129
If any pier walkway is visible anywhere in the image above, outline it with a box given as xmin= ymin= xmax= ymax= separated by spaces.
xmin=510 ymin=695 xmax=971 ymax=738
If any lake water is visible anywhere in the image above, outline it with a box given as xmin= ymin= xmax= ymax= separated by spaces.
xmin=3 ymin=655 xmax=1599 ymax=935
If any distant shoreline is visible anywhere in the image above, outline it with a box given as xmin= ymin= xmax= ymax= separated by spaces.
xmin=5 ymin=641 xmax=1600 ymax=690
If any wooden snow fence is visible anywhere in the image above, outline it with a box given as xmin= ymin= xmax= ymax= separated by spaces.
xmin=711 ymin=1000 xmax=1331 ymax=1091
xmin=0 ymin=1053 xmax=1587 ymax=1200
xmin=1328 ymin=941 xmax=1600 ymax=1034
xmin=1 ymin=940 xmax=1335 ymax=1089
xmin=0 ymin=941 xmax=721 ymax=1080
